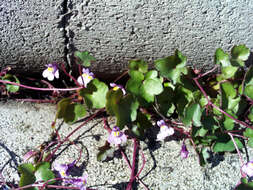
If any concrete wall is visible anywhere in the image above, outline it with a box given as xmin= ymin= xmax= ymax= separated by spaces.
xmin=1 ymin=0 xmax=253 ymax=75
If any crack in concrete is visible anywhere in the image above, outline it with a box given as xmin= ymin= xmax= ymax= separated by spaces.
xmin=60 ymin=0 xmax=71 ymax=66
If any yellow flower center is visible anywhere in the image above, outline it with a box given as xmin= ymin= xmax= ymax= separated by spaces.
xmin=249 ymin=163 xmax=253 ymax=168
xmin=113 ymin=86 xmax=120 ymax=91
xmin=113 ymin=131 xmax=120 ymax=137
xmin=60 ymin=171 xmax=67 ymax=177
xmin=82 ymin=73 xmax=93 ymax=80
xmin=47 ymin=67 xmax=54 ymax=72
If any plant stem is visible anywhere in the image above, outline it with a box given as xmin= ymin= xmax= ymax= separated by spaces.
xmin=45 ymin=109 xmax=104 ymax=162
xmin=193 ymin=77 xmax=253 ymax=130
xmin=0 ymin=79 xmax=83 ymax=91
xmin=126 ymin=138 xmax=138 ymax=190
xmin=120 ymin=147 xmax=149 ymax=190
xmin=228 ymin=132 xmax=244 ymax=166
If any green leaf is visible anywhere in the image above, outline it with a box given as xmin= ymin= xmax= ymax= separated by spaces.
xmin=80 ymin=79 xmax=108 ymax=109
xmin=97 ymin=143 xmax=114 ymax=162
xmin=18 ymin=163 xmax=37 ymax=190
xmin=243 ymin=128 xmax=253 ymax=138
xmin=126 ymin=70 xmax=144 ymax=96
xmin=106 ymin=91 xmax=139 ymax=129
xmin=140 ymin=78 xmax=163 ymax=102
xmin=222 ymin=114 xmax=235 ymax=130
xmin=2 ymin=74 xmax=20 ymax=93
xmin=221 ymin=66 xmax=238 ymax=79
xmin=132 ymin=112 xmax=153 ymax=139
xmin=183 ymin=103 xmax=202 ymax=126
xmin=74 ymin=51 xmax=96 ymax=67
xmin=106 ymin=89 xmax=123 ymax=116
xmin=221 ymin=82 xmax=236 ymax=98
xmin=213 ymin=137 xmax=243 ymax=152
xmin=156 ymin=86 xmax=176 ymax=117
xmin=35 ymin=162 xmax=55 ymax=185
xmin=248 ymin=138 xmax=253 ymax=148
xmin=215 ymin=48 xmax=230 ymax=67
xmin=248 ymin=107 xmax=253 ymax=122
xmin=231 ymin=44 xmax=250 ymax=61
xmin=129 ymin=60 xmax=148 ymax=73
xmin=199 ymin=147 xmax=211 ymax=166
xmin=115 ymin=95 xmax=139 ymax=128
xmin=244 ymin=85 xmax=253 ymax=100
xmin=244 ymin=66 xmax=253 ymax=86
xmin=56 ymin=98 xmax=86 ymax=123
xmin=155 ymin=49 xmax=187 ymax=84
xmin=145 ymin=70 xmax=158 ymax=79
xmin=74 ymin=104 xmax=86 ymax=118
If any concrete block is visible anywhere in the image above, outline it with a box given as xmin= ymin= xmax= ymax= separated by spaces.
xmin=68 ymin=0 xmax=253 ymax=74
xmin=0 ymin=0 xmax=66 ymax=73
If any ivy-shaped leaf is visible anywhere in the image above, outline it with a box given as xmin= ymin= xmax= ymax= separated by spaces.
xmin=156 ymin=86 xmax=176 ymax=117
xmin=213 ymin=137 xmax=243 ymax=152
xmin=56 ymin=98 xmax=86 ymax=123
xmin=106 ymin=91 xmax=138 ymax=129
xmin=140 ymin=78 xmax=163 ymax=103
xmin=215 ymin=48 xmax=230 ymax=67
xmin=126 ymin=70 xmax=144 ymax=96
xmin=129 ymin=60 xmax=148 ymax=73
xmin=18 ymin=163 xmax=37 ymax=190
xmin=80 ymin=79 xmax=108 ymax=109
xmin=244 ymin=85 xmax=253 ymax=100
xmin=74 ymin=51 xmax=96 ymax=67
xmin=35 ymin=162 xmax=55 ymax=185
xmin=231 ymin=44 xmax=250 ymax=66
xmin=182 ymin=103 xmax=202 ymax=127
xmin=155 ymin=49 xmax=188 ymax=84
xmin=248 ymin=107 xmax=253 ymax=122
xmin=2 ymin=74 xmax=20 ymax=93
xmin=220 ymin=66 xmax=238 ymax=79
xmin=244 ymin=128 xmax=253 ymax=138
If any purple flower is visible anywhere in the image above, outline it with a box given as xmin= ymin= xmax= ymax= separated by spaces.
xmin=53 ymin=160 xmax=76 ymax=178
xmin=241 ymin=161 xmax=253 ymax=177
xmin=77 ymin=68 xmax=94 ymax=87
xmin=180 ymin=142 xmax=189 ymax=159
xmin=110 ymin=83 xmax=126 ymax=95
xmin=156 ymin=120 xmax=174 ymax=141
xmin=107 ymin=126 xmax=127 ymax=145
xmin=42 ymin=63 xmax=59 ymax=81
xmin=71 ymin=174 xmax=88 ymax=190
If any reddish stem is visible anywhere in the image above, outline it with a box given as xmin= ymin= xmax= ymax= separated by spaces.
xmin=0 ymin=79 xmax=83 ymax=91
xmin=45 ymin=109 xmax=104 ymax=162
xmin=126 ymin=138 xmax=138 ymax=190
xmin=60 ymin=63 xmax=80 ymax=86
xmin=193 ymin=78 xmax=253 ymax=130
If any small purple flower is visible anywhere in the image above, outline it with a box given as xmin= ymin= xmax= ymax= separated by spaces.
xmin=42 ymin=63 xmax=59 ymax=81
xmin=110 ymin=83 xmax=126 ymax=95
xmin=54 ymin=160 xmax=76 ymax=178
xmin=71 ymin=174 xmax=88 ymax=190
xmin=180 ymin=142 xmax=189 ymax=159
xmin=107 ymin=126 xmax=127 ymax=145
xmin=242 ymin=161 xmax=253 ymax=177
xmin=77 ymin=68 xmax=94 ymax=87
xmin=156 ymin=120 xmax=174 ymax=141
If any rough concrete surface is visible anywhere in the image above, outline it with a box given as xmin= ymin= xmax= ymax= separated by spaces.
xmin=68 ymin=0 xmax=253 ymax=73
xmin=0 ymin=101 xmax=252 ymax=190
xmin=0 ymin=0 xmax=65 ymax=73
xmin=1 ymin=0 xmax=253 ymax=75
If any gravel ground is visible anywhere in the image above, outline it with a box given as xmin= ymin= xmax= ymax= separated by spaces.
xmin=0 ymin=100 xmax=251 ymax=190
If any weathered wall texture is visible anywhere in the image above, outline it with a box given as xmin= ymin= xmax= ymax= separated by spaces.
xmin=0 ymin=0 xmax=65 ymax=73
xmin=1 ymin=0 xmax=253 ymax=75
